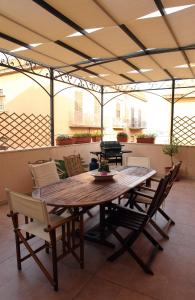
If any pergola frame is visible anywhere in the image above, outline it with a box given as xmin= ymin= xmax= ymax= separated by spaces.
xmin=1 ymin=49 xmax=195 ymax=146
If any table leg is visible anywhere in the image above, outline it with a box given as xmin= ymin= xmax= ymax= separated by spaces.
xmin=84 ymin=204 xmax=115 ymax=248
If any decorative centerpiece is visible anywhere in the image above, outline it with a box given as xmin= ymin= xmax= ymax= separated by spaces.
xmin=117 ymin=132 xmax=128 ymax=142
xmin=98 ymin=160 xmax=110 ymax=176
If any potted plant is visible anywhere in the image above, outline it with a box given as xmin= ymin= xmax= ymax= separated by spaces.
xmin=136 ymin=133 xmax=156 ymax=144
xmin=117 ymin=132 xmax=128 ymax=142
xmin=162 ymin=139 xmax=180 ymax=174
xmin=72 ymin=133 xmax=91 ymax=144
xmin=56 ymin=134 xmax=73 ymax=145
xmin=98 ymin=160 xmax=110 ymax=175
xmin=91 ymin=131 xmax=102 ymax=142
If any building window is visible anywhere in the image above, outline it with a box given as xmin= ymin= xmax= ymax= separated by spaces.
xmin=74 ymin=91 xmax=83 ymax=123
xmin=116 ymin=102 xmax=121 ymax=119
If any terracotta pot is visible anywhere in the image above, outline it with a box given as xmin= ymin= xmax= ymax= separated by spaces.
xmin=74 ymin=137 xmax=91 ymax=144
xmin=92 ymin=136 xmax=101 ymax=142
xmin=56 ymin=138 xmax=73 ymax=145
xmin=117 ymin=137 xmax=128 ymax=142
xmin=136 ymin=137 xmax=155 ymax=144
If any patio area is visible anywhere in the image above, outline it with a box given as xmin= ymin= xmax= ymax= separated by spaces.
xmin=1 ymin=178 xmax=195 ymax=300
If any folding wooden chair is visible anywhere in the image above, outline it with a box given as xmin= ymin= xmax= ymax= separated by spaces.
xmin=104 ymin=174 xmax=170 ymax=275
xmin=126 ymin=161 xmax=182 ymax=239
xmin=7 ymin=189 xmax=84 ymax=291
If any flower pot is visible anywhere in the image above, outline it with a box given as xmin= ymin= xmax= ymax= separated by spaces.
xmin=74 ymin=137 xmax=91 ymax=144
xmin=92 ymin=136 xmax=101 ymax=142
xmin=56 ymin=138 xmax=73 ymax=145
xmin=117 ymin=137 xmax=128 ymax=142
xmin=136 ymin=137 xmax=155 ymax=144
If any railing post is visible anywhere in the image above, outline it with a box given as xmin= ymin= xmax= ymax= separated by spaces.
xmin=50 ymin=68 xmax=55 ymax=146
xmin=170 ymin=79 xmax=175 ymax=144
xmin=100 ymin=86 xmax=104 ymax=141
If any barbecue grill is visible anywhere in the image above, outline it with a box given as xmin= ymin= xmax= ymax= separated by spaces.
xmin=100 ymin=141 xmax=123 ymax=165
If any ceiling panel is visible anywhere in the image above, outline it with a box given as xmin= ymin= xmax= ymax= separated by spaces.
xmin=186 ymin=50 xmax=195 ymax=62
xmin=0 ymin=15 xmax=48 ymax=45
xmin=14 ymin=49 xmax=64 ymax=67
xmin=97 ymin=61 xmax=133 ymax=74
xmin=46 ymin=0 xmax=115 ymax=28
xmin=33 ymin=43 xmax=84 ymax=65
xmin=151 ymin=52 xmax=187 ymax=68
xmin=166 ymin=5 xmax=195 ymax=46
xmin=171 ymin=68 xmax=193 ymax=78
xmin=97 ymin=0 xmax=157 ymax=24
xmin=0 ymin=38 xmax=19 ymax=51
xmin=0 ymin=0 xmax=73 ymax=41
xmin=127 ymin=18 xmax=177 ymax=49
xmin=127 ymin=56 xmax=168 ymax=81
xmin=61 ymin=36 xmax=111 ymax=59
xmin=89 ymin=26 xmax=140 ymax=56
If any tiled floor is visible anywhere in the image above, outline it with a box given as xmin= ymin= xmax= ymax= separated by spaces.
xmin=1 ymin=179 xmax=195 ymax=299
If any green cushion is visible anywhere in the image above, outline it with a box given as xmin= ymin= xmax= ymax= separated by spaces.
xmin=55 ymin=160 xmax=68 ymax=179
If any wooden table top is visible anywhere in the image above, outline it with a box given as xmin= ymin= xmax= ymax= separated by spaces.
xmin=36 ymin=167 xmax=156 ymax=208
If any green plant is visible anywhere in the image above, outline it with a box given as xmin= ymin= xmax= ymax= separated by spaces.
xmin=73 ymin=133 xmax=91 ymax=138
xmin=117 ymin=132 xmax=128 ymax=138
xmin=162 ymin=139 xmax=179 ymax=166
xmin=137 ymin=133 xmax=156 ymax=138
xmin=56 ymin=134 xmax=71 ymax=141
xmin=91 ymin=131 xmax=102 ymax=137
xmin=98 ymin=160 xmax=110 ymax=173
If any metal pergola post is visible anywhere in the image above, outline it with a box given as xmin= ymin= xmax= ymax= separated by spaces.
xmin=100 ymin=86 xmax=104 ymax=141
xmin=50 ymin=68 xmax=55 ymax=146
xmin=170 ymin=79 xmax=175 ymax=144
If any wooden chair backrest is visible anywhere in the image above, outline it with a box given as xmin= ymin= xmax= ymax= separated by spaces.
xmin=7 ymin=190 xmax=49 ymax=225
xmin=126 ymin=156 xmax=150 ymax=168
xmin=64 ymin=154 xmax=84 ymax=177
xmin=147 ymin=174 xmax=170 ymax=218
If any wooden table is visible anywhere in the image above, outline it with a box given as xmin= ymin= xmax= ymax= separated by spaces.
xmin=33 ymin=167 xmax=156 ymax=247
xmin=37 ymin=167 xmax=156 ymax=208
xmin=34 ymin=167 xmax=156 ymax=246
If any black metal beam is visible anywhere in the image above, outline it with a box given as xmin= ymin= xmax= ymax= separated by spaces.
xmin=100 ymin=86 xmax=104 ymax=140
xmin=55 ymin=40 xmax=92 ymax=60
xmin=118 ymin=24 xmax=173 ymax=80
xmin=0 ymin=32 xmax=30 ymax=49
xmin=50 ymin=68 xmax=55 ymax=146
xmin=170 ymin=79 xmax=175 ymax=144
xmin=119 ymin=74 xmax=135 ymax=83
xmin=119 ymin=25 xmax=147 ymax=51
xmin=32 ymin=0 xmax=85 ymax=35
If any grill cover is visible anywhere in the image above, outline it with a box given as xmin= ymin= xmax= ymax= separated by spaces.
xmin=100 ymin=141 xmax=122 ymax=157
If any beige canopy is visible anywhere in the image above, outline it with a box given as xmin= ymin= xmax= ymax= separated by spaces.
xmin=1 ymin=0 xmax=195 ymax=87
